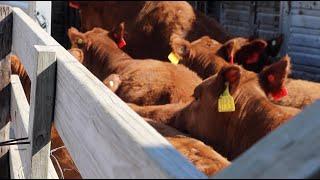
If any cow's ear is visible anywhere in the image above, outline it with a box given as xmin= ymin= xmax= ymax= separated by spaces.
xmin=217 ymin=65 xmax=241 ymax=94
xmin=111 ymin=22 xmax=126 ymax=48
xmin=237 ymin=39 xmax=267 ymax=64
xmin=170 ymin=35 xmax=191 ymax=58
xmin=259 ymin=54 xmax=290 ymax=100
xmin=68 ymin=27 xmax=86 ymax=48
xmin=68 ymin=48 xmax=84 ymax=63
xmin=111 ymin=22 xmax=125 ymax=40
xmin=217 ymin=40 xmax=236 ymax=64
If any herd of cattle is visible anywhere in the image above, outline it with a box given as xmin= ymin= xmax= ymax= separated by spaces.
xmin=9 ymin=1 xmax=320 ymax=178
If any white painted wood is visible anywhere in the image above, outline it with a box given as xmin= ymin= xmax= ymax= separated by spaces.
xmin=211 ymin=100 xmax=320 ymax=179
xmin=9 ymin=145 xmax=58 ymax=179
xmin=11 ymin=7 xmax=59 ymax=81
xmin=53 ymin=46 xmax=206 ymax=179
xmin=10 ymin=75 xmax=58 ymax=179
xmin=10 ymin=75 xmax=31 ymax=178
xmin=28 ymin=45 xmax=56 ymax=179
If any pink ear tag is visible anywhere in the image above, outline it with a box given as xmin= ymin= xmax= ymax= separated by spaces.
xmin=271 ymin=87 xmax=288 ymax=101
xmin=118 ymin=38 xmax=126 ymax=48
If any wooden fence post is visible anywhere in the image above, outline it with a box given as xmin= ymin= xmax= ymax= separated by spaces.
xmin=28 ymin=45 xmax=57 ymax=179
xmin=0 ymin=5 xmax=12 ymax=178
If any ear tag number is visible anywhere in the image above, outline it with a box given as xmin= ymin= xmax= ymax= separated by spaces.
xmin=168 ymin=52 xmax=181 ymax=65
xmin=218 ymin=82 xmax=235 ymax=112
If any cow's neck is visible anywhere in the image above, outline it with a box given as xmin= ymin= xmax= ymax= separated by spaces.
xmin=182 ymin=52 xmax=227 ymax=79
xmin=223 ymin=96 xmax=298 ymax=159
xmin=86 ymin=42 xmax=132 ymax=75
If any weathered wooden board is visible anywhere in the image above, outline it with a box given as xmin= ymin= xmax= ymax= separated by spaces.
xmin=10 ymin=75 xmax=58 ymax=179
xmin=28 ymin=45 xmax=57 ymax=179
xmin=0 ymin=5 xmax=12 ymax=178
xmin=211 ymin=100 xmax=320 ymax=179
xmin=11 ymin=7 xmax=59 ymax=82
xmin=53 ymin=46 xmax=206 ymax=179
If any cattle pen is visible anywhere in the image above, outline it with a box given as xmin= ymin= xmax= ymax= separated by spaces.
xmin=0 ymin=5 xmax=320 ymax=179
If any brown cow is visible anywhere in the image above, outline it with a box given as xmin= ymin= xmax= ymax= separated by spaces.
xmin=10 ymin=53 xmax=229 ymax=178
xmin=130 ymin=56 xmax=301 ymax=160
xmin=168 ymin=37 xmax=320 ymax=109
xmin=70 ymin=1 xmax=232 ymax=60
xmin=67 ymin=47 xmax=229 ymax=177
xmin=145 ymin=118 xmax=230 ymax=176
xmin=67 ymin=26 xmax=202 ymax=105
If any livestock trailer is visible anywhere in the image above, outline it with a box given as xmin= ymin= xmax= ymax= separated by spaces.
xmin=198 ymin=1 xmax=320 ymax=82
xmin=0 ymin=3 xmax=320 ymax=179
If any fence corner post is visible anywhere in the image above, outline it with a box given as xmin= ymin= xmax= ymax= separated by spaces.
xmin=28 ymin=45 xmax=57 ymax=179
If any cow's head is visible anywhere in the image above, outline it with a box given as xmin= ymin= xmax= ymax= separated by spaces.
xmin=173 ymin=55 xmax=291 ymax=158
xmin=170 ymin=35 xmax=221 ymax=60
xmin=217 ymin=38 xmax=267 ymax=65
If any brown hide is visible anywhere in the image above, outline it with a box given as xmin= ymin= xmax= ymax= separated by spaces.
xmin=171 ymin=57 xmax=301 ymax=160
xmin=272 ymin=79 xmax=320 ymax=109
xmin=145 ymin=118 xmax=230 ymax=176
xmin=129 ymin=57 xmax=301 ymax=161
xmin=67 ymin=27 xmax=202 ymax=105
xmin=75 ymin=1 xmax=232 ymax=60
xmin=170 ymin=35 xmax=228 ymax=79
xmin=10 ymin=55 xmax=81 ymax=179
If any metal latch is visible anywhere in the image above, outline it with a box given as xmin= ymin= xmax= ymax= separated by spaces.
xmin=35 ymin=11 xmax=47 ymax=30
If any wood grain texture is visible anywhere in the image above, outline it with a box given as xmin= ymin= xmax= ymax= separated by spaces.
xmin=53 ymin=46 xmax=206 ymax=179
xmin=28 ymin=45 xmax=57 ymax=179
xmin=211 ymin=100 xmax=320 ymax=179
xmin=0 ymin=5 xmax=12 ymax=178
xmin=11 ymin=7 xmax=59 ymax=81
xmin=10 ymin=75 xmax=58 ymax=179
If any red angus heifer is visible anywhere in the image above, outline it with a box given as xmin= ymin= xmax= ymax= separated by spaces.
xmin=130 ymin=56 xmax=301 ymax=160
xmin=67 ymin=26 xmax=202 ymax=105
xmin=145 ymin=118 xmax=230 ymax=176
xmin=70 ymin=1 xmax=232 ymax=60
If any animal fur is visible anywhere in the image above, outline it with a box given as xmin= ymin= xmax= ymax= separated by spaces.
xmin=68 ymin=26 xmax=202 ymax=105
xmin=129 ymin=57 xmax=301 ymax=160
xmin=73 ymin=1 xmax=232 ymax=60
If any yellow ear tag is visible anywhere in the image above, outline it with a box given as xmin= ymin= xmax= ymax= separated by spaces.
xmin=218 ymin=82 xmax=235 ymax=112
xmin=77 ymin=38 xmax=83 ymax=45
xmin=168 ymin=52 xmax=181 ymax=65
